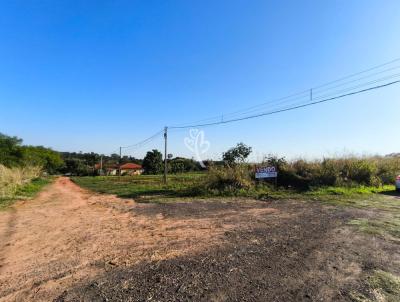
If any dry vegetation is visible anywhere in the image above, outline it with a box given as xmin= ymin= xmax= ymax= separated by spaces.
xmin=0 ymin=164 xmax=42 ymax=199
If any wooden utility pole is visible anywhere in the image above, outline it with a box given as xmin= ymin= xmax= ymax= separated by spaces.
xmin=119 ymin=146 xmax=122 ymax=176
xmin=163 ymin=126 xmax=168 ymax=184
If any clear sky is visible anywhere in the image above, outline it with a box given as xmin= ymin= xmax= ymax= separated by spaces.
xmin=1 ymin=0 xmax=399 ymax=161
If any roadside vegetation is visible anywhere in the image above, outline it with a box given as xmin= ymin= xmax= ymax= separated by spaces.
xmin=351 ymin=270 xmax=400 ymax=302
xmin=0 ymin=164 xmax=51 ymax=209
xmin=72 ymin=173 xmax=205 ymax=203
xmin=0 ymin=133 xmax=59 ymax=208
xmin=72 ymin=142 xmax=400 ymax=202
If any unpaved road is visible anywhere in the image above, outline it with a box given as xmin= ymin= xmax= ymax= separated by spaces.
xmin=0 ymin=177 xmax=398 ymax=301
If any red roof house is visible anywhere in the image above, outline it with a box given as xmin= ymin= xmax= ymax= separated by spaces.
xmin=119 ymin=163 xmax=142 ymax=170
xmin=94 ymin=162 xmax=143 ymax=176
xmin=120 ymin=163 xmax=143 ymax=175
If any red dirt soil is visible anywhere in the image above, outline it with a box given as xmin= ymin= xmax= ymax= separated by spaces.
xmin=0 ymin=177 xmax=276 ymax=301
xmin=0 ymin=177 xmax=398 ymax=301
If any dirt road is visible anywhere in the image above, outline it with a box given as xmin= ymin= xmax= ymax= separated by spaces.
xmin=0 ymin=177 xmax=397 ymax=301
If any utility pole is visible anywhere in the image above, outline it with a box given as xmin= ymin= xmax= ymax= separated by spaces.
xmin=119 ymin=146 xmax=122 ymax=176
xmin=163 ymin=126 xmax=168 ymax=184
xmin=310 ymin=88 xmax=313 ymax=101
xmin=100 ymin=155 xmax=103 ymax=175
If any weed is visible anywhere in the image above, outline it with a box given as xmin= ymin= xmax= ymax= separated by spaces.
xmin=350 ymin=270 xmax=400 ymax=302
xmin=0 ymin=177 xmax=51 ymax=210
xmin=349 ymin=217 xmax=400 ymax=240
xmin=0 ymin=164 xmax=42 ymax=198
xmin=367 ymin=270 xmax=400 ymax=301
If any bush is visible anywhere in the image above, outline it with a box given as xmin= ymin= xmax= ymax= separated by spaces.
xmin=204 ymin=164 xmax=253 ymax=194
xmin=169 ymin=157 xmax=201 ymax=174
xmin=277 ymin=156 xmax=400 ymax=189
xmin=376 ymin=157 xmax=400 ymax=184
xmin=201 ymin=155 xmax=400 ymax=193
xmin=340 ymin=158 xmax=378 ymax=186
xmin=0 ymin=164 xmax=42 ymax=198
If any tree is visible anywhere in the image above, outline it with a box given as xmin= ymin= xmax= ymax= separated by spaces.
xmin=0 ymin=133 xmax=63 ymax=173
xmin=222 ymin=143 xmax=252 ymax=166
xmin=142 ymin=149 xmax=163 ymax=174
xmin=21 ymin=146 xmax=64 ymax=174
xmin=0 ymin=133 xmax=24 ymax=167
xmin=263 ymin=155 xmax=286 ymax=171
xmin=59 ymin=158 xmax=91 ymax=176
xmin=169 ymin=157 xmax=201 ymax=173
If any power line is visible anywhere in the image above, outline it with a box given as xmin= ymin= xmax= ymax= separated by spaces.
xmin=170 ymin=58 xmax=400 ymax=128
xmin=169 ymin=80 xmax=400 ymax=129
xmin=312 ymin=57 xmax=400 ymax=90
xmin=239 ymin=68 xmax=400 ymax=118
xmin=311 ymin=72 xmax=400 ymax=102
xmin=313 ymin=65 xmax=400 ymax=95
xmin=212 ymin=66 xmax=400 ymax=122
xmin=121 ymin=129 xmax=164 ymax=150
xmin=114 ymin=58 xmax=400 ymax=160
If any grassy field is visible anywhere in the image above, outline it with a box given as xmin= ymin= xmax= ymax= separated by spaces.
xmin=71 ymin=173 xmax=206 ymax=202
xmin=71 ymin=173 xmax=397 ymax=203
xmin=0 ymin=177 xmax=52 ymax=210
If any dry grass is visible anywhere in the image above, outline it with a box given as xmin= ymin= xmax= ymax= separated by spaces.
xmin=0 ymin=164 xmax=42 ymax=198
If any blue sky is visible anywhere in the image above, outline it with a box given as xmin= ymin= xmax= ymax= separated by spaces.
xmin=0 ymin=0 xmax=399 ymax=160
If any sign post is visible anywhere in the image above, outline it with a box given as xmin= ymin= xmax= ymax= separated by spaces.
xmin=255 ymin=166 xmax=278 ymax=188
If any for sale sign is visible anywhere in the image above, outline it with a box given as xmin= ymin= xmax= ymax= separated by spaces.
xmin=255 ymin=166 xmax=277 ymax=179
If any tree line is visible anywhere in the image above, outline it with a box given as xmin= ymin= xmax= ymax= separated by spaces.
xmin=0 ymin=133 xmax=63 ymax=174
xmin=0 ymin=133 xmax=206 ymax=175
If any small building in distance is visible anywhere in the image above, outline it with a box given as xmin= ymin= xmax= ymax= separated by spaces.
xmin=120 ymin=163 xmax=143 ymax=175
xmin=94 ymin=163 xmax=143 ymax=176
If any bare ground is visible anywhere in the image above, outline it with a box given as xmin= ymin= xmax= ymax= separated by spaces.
xmin=0 ymin=177 xmax=398 ymax=301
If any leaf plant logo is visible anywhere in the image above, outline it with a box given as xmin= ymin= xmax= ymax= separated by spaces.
xmin=184 ymin=129 xmax=210 ymax=168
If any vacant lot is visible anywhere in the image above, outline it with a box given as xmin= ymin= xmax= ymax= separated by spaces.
xmin=72 ymin=174 xmax=206 ymax=202
xmin=0 ymin=177 xmax=399 ymax=301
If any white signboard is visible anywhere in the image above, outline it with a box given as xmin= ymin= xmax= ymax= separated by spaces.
xmin=255 ymin=166 xmax=278 ymax=179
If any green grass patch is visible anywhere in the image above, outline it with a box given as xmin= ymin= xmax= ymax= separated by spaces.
xmin=0 ymin=177 xmax=52 ymax=210
xmin=349 ymin=216 xmax=400 ymax=240
xmin=351 ymin=270 xmax=400 ymax=302
xmin=71 ymin=174 xmax=399 ymax=207
xmin=368 ymin=270 xmax=400 ymax=301
xmin=294 ymin=185 xmax=400 ymax=211
xmin=308 ymin=185 xmax=395 ymax=196
xmin=71 ymin=174 xmax=206 ymax=202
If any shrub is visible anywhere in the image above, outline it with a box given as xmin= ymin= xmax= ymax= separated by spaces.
xmin=340 ymin=158 xmax=378 ymax=186
xmin=376 ymin=156 xmax=400 ymax=184
xmin=204 ymin=164 xmax=253 ymax=194
xmin=196 ymin=155 xmax=399 ymax=196
xmin=0 ymin=164 xmax=42 ymax=198
xmin=263 ymin=155 xmax=399 ymax=190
